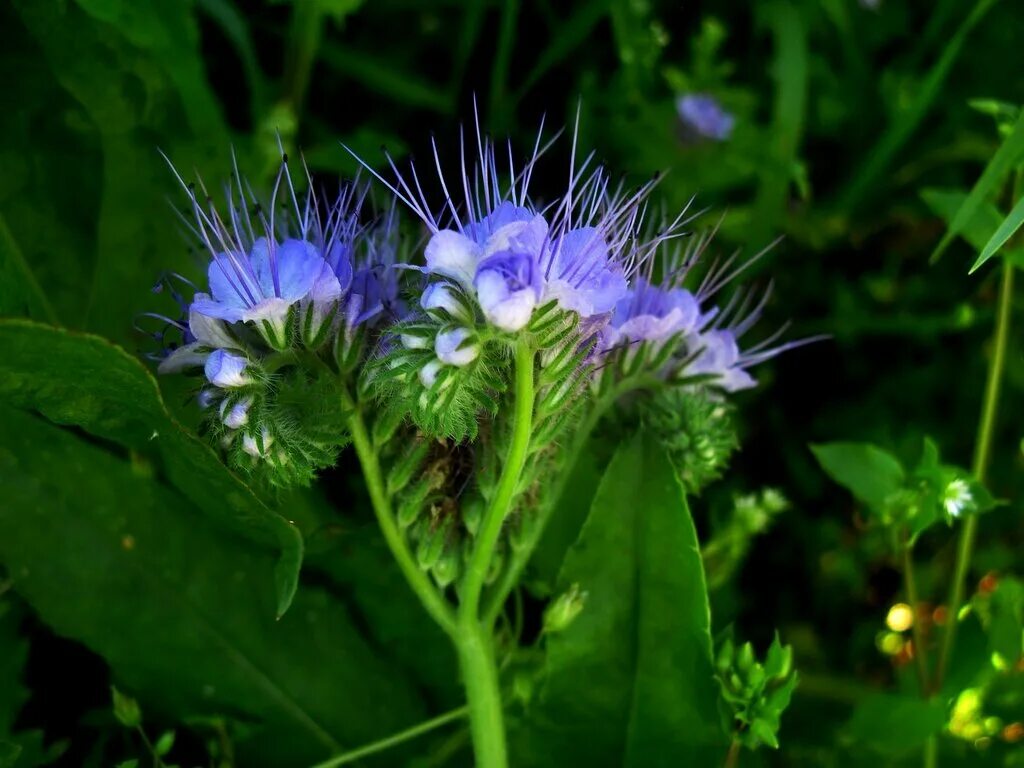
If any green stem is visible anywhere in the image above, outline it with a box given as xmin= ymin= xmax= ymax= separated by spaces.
xmin=456 ymin=622 xmax=508 ymax=768
xmin=722 ymin=737 xmax=742 ymax=768
xmin=308 ymin=706 xmax=468 ymax=768
xmin=342 ymin=386 xmax=457 ymax=637
xmin=901 ymin=533 xmax=930 ymax=695
xmin=460 ymin=339 xmax=535 ymax=621
xmin=936 ymin=260 xmax=1014 ymax=687
xmin=455 ymin=339 xmax=535 ymax=768
xmin=924 ymin=734 xmax=938 ymax=768
xmin=482 ymin=374 xmax=658 ymax=626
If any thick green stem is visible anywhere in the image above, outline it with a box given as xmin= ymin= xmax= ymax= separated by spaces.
xmin=309 ymin=706 xmax=468 ymax=768
xmin=456 ymin=622 xmax=508 ymax=768
xmin=455 ymin=339 xmax=535 ymax=768
xmin=342 ymin=387 xmax=457 ymax=637
xmin=936 ymin=260 xmax=1014 ymax=686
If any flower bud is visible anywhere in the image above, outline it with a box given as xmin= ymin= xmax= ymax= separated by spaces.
xmin=419 ymin=359 xmax=444 ymax=388
xmin=204 ymin=349 xmax=251 ymax=388
xmin=242 ymin=427 xmax=274 ymax=458
xmin=219 ymin=397 xmax=252 ymax=429
xmin=435 ymin=328 xmax=479 ymax=366
xmin=400 ymin=333 xmax=431 ymax=350
xmin=543 ymin=583 xmax=587 ymax=634
xmin=421 ymin=282 xmax=472 ymax=323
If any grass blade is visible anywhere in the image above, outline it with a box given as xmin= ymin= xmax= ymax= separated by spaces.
xmin=971 ymin=193 xmax=1024 ymax=272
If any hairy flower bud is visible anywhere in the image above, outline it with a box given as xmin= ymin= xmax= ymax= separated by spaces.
xmin=205 ymin=350 xmax=251 ymax=388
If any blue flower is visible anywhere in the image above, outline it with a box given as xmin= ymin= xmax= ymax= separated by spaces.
xmin=603 ymin=278 xmax=704 ymax=349
xmin=161 ymin=152 xmax=395 ymax=352
xmin=676 ymin=94 xmax=735 ymax=141
xmin=349 ymin=114 xmax=649 ymax=332
xmin=193 ymin=237 xmax=327 ymax=330
xmin=684 ymin=329 xmax=756 ymax=392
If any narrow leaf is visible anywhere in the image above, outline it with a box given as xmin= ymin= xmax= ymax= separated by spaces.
xmin=972 ymin=193 xmax=1024 ymax=272
xmin=932 ymin=109 xmax=1024 ymax=263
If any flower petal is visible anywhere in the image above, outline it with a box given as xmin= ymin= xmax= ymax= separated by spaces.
xmin=424 ymin=230 xmax=481 ymax=287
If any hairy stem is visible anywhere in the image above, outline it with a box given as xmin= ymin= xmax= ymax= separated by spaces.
xmin=309 ymin=706 xmax=468 ymax=768
xmin=342 ymin=386 xmax=457 ymax=637
xmin=483 ymin=374 xmax=659 ymax=625
xmin=461 ymin=339 xmax=535 ymax=621
xmin=936 ymin=260 xmax=1014 ymax=686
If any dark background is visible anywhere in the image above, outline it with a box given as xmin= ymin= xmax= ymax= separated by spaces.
xmin=1 ymin=0 xmax=1022 ymax=765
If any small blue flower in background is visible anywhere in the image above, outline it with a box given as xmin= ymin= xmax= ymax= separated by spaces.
xmin=676 ymin=94 xmax=735 ymax=141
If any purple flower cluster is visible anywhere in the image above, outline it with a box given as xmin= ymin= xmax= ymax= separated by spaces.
xmin=150 ymin=153 xmax=398 ymax=446
xmin=352 ymin=113 xmax=804 ymax=394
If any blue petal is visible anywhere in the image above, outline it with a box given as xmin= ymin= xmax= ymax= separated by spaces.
xmin=251 ymin=237 xmax=324 ymax=301
xmin=470 ymin=201 xmax=535 ymax=243
xmin=207 ymin=254 xmax=257 ymax=310
xmin=425 ymin=230 xmax=481 ymax=287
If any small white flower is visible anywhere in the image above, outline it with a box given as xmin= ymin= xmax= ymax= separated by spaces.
xmin=942 ymin=478 xmax=973 ymax=518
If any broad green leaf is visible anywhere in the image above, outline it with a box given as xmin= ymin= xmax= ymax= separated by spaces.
xmin=810 ymin=442 xmax=905 ymax=512
xmin=931 ymin=109 xmax=1024 ymax=264
xmin=972 ymin=194 xmax=1024 ymax=272
xmin=0 ymin=320 xmax=302 ymax=616
xmin=0 ymin=407 xmax=426 ymax=767
xmin=517 ymin=432 xmax=726 ymax=766
xmin=845 ymin=694 xmax=945 ymax=754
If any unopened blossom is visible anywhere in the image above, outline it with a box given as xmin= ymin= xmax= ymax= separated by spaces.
xmin=677 ymin=94 xmax=735 ymax=141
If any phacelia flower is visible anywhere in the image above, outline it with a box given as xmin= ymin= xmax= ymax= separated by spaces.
xmin=677 ymin=94 xmax=735 ymax=142
xmin=147 ymin=151 xmax=399 ymax=486
xmin=599 ymin=228 xmax=821 ymax=393
xmin=350 ymin=112 xmax=660 ymax=334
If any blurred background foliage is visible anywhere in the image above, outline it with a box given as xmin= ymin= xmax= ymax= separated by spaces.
xmin=1 ymin=0 xmax=1022 ymax=765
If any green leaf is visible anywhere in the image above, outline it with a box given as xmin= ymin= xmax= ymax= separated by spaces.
xmin=920 ymin=188 xmax=1011 ymax=256
xmin=972 ymin=193 xmax=1024 ymax=272
xmin=810 ymin=442 xmax=905 ymax=512
xmin=845 ymin=694 xmax=945 ymax=754
xmin=0 ymin=214 xmax=58 ymax=324
xmin=517 ymin=432 xmax=726 ymax=766
xmin=0 ymin=320 xmax=302 ymax=617
xmin=112 ymin=687 xmax=143 ymax=728
xmin=0 ymin=406 xmax=426 ymax=766
xmin=931 ymin=109 xmax=1024 ymax=264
